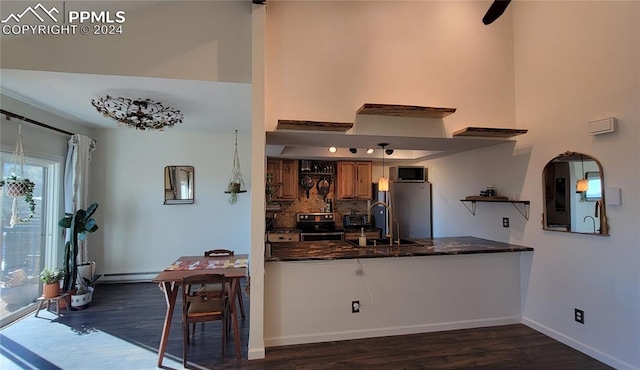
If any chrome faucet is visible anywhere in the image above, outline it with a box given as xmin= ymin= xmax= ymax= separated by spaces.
xmin=583 ymin=215 xmax=596 ymax=233
xmin=368 ymin=201 xmax=393 ymax=246
xmin=392 ymin=218 xmax=400 ymax=244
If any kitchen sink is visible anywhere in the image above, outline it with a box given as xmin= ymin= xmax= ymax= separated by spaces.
xmin=349 ymin=238 xmax=420 ymax=247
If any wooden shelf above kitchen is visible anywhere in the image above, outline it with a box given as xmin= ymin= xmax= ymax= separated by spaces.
xmin=277 ymin=120 xmax=353 ymax=132
xmin=356 ymin=103 xmax=457 ymax=118
xmin=452 ymin=127 xmax=528 ymax=138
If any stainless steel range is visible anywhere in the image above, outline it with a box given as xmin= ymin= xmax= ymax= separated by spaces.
xmin=296 ymin=212 xmax=344 ymax=241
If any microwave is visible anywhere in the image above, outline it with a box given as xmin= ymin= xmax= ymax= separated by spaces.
xmin=389 ymin=166 xmax=427 ymax=182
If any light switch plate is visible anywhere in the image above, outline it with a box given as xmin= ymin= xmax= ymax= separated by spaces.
xmin=606 ymin=187 xmax=621 ymax=205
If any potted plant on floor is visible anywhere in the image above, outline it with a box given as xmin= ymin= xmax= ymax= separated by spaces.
xmin=40 ymin=268 xmax=63 ymax=298
xmin=58 ymin=203 xmax=99 ymax=303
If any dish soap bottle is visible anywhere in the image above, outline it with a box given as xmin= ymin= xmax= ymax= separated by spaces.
xmin=358 ymin=227 xmax=367 ymax=247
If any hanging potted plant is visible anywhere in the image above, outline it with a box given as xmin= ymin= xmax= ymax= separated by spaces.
xmin=58 ymin=203 xmax=99 ymax=297
xmin=226 ymin=181 xmax=244 ymax=205
xmin=39 ymin=268 xmax=64 ymax=298
xmin=224 ymin=130 xmax=247 ymax=205
xmin=0 ymin=174 xmax=36 ymax=224
xmin=1 ymin=124 xmax=37 ymax=225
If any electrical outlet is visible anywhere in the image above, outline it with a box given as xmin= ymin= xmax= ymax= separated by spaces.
xmin=575 ymin=308 xmax=584 ymax=324
xmin=502 ymin=217 xmax=510 ymax=228
xmin=352 ymin=301 xmax=360 ymax=313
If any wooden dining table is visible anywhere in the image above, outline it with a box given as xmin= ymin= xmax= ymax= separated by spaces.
xmin=152 ymin=254 xmax=248 ymax=367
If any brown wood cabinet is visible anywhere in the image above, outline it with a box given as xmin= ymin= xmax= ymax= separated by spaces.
xmin=336 ymin=161 xmax=372 ymax=200
xmin=267 ymin=158 xmax=298 ymax=200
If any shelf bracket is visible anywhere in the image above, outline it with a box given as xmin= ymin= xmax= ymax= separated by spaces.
xmin=511 ymin=202 xmax=530 ymax=220
xmin=460 ymin=200 xmax=477 ymax=216
xmin=460 ymin=199 xmax=530 ymax=221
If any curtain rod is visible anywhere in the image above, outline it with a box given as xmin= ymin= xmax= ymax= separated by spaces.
xmin=1 ymin=109 xmax=74 ymax=136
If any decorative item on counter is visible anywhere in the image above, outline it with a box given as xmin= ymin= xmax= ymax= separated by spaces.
xmin=359 ymin=228 xmax=367 ymax=247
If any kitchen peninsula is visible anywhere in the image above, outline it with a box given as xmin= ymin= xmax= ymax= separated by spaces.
xmin=266 ymin=236 xmax=532 ymax=261
xmin=264 ymin=236 xmax=533 ymax=348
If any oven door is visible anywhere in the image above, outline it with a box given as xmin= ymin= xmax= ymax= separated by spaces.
xmin=300 ymin=232 xmax=345 ymax=242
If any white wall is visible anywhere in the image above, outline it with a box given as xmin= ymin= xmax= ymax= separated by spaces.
xmin=512 ymin=2 xmax=639 ymax=368
xmin=264 ymin=1 xmax=639 ymax=369
xmin=265 ymin=0 xmax=516 ymax=133
xmin=91 ymin=129 xmax=252 ymax=279
xmin=1 ymin=1 xmax=252 ymax=83
xmin=1 ymin=94 xmax=98 ymax=268
xmin=1 ymin=0 xmax=256 ymax=280
xmin=265 ymin=253 xmax=526 ymax=346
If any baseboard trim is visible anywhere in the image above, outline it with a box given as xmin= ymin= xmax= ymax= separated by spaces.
xmin=99 ymin=272 xmax=158 ymax=283
xmin=264 ymin=316 xmax=520 ymax=347
xmin=247 ymin=347 xmax=266 ymax=360
xmin=522 ymin=317 xmax=638 ymax=370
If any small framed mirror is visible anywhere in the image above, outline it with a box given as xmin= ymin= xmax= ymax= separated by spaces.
xmin=164 ymin=166 xmax=194 ymax=205
xmin=542 ymin=152 xmax=608 ymax=235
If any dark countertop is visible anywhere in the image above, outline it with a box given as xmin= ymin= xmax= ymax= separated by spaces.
xmin=265 ymin=236 xmax=533 ymax=262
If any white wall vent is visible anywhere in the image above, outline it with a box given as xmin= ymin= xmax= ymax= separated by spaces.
xmin=588 ymin=117 xmax=616 ymax=135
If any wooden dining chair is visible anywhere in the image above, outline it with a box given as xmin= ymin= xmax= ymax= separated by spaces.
xmin=204 ymin=249 xmax=235 ymax=257
xmin=182 ymin=274 xmax=229 ymax=367
xmin=201 ymin=249 xmax=246 ymax=320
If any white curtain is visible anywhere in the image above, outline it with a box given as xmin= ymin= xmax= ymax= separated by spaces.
xmin=64 ymin=134 xmax=96 ymax=262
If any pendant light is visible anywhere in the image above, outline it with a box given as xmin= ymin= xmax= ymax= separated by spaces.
xmin=576 ymin=154 xmax=589 ymax=192
xmin=378 ymin=143 xmax=389 ymax=191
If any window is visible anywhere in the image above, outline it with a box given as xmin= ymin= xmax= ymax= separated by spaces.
xmin=585 ymin=171 xmax=602 ymax=202
xmin=0 ymin=153 xmax=60 ymax=325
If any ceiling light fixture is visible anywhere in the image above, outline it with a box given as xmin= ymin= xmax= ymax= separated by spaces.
xmin=349 ymin=148 xmax=357 ymax=154
xmin=366 ymin=148 xmax=374 ymax=154
xmin=91 ymin=95 xmax=183 ymax=131
xmin=328 ymin=146 xmax=337 ymax=153
xmin=378 ymin=143 xmax=389 ymax=192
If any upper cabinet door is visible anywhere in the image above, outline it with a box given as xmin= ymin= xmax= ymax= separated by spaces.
xmin=337 ymin=161 xmax=372 ymax=200
xmin=267 ymin=158 xmax=298 ymax=200
xmin=355 ymin=162 xmax=372 ymax=199
xmin=266 ymin=159 xmax=282 ymax=198
xmin=280 ymin=159 xmax=298 ymax=200
xmin=337 ymin=161 xmax=356 ymax=199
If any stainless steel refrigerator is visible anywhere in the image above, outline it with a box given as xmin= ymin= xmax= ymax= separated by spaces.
xmin=371 ymin=181 xmax=432 ymax=239
xmin=371 ymin=183 xmax=389 ymax=236
xmin=389 ymin=181 xmax=432 ymax=239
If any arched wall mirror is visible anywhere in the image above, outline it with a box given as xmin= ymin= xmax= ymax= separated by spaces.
xmin=542 ymin=152 xmax=608 ymax=235
xmin=164 ymin=166 xmax=194 ymax=204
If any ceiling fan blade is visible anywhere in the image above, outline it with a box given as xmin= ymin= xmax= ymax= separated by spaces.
xmin=482 ymin=0 xmax=511 ymax=25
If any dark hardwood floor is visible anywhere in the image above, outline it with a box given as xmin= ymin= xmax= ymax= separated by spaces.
xmin=0 ymin=282 xmax=612 ymax=369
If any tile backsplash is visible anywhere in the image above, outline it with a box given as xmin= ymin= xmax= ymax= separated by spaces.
xmin=270 ymin=181 xmax=369 ymax=229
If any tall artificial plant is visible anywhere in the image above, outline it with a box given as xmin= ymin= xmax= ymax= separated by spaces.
xmin=58 ymin=203 xmax=99 ymax=292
